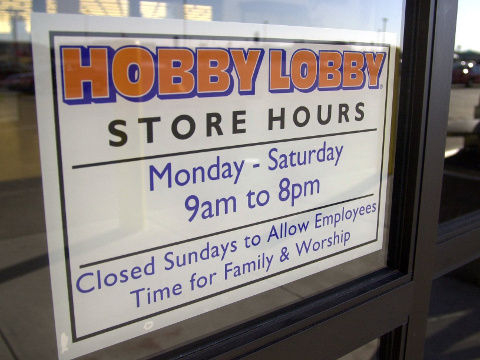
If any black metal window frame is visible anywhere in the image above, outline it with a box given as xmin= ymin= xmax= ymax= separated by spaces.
xmin=143 ymin=0 xmax=476 ymax=359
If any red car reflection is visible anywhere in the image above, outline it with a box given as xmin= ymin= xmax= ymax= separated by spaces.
xmin=452 ymin=62 xmax=480 ymax=87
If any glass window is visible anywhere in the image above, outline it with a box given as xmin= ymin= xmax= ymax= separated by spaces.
xmin=425 ymin=264 xmax=480 ymax=359
xmin=0 ymin=1 xmax=405 ymax=358
xmin=439 ymin=0 xmax=480 ymax=223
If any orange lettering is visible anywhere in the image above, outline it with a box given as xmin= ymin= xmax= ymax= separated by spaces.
xmin=269 ymin=50 xmax=291 ymax=91
xmin=62 ymin=47 xmax=109 ymax=100
xmin=291 ymin=50 xmax=317 ymax=90
xmin=158 ymin=48 xmax=195 ymax=96
xmin=365 ymin=52 xmax=385 ymax=88
xmin=230 ymin=49 xmax=263 ymax=94
xmin=197 ymin=49 xmax=231 ymax=94
xmin=318 ymin=51 xmax=342 ymax=89
xmin=343 ymin=52 xmax=365 ymax=88
xmin=112 ymin=47 xmax=155 ymax=98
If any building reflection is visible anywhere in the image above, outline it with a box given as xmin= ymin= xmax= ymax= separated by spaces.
xmin=0 ymin=0 xmax=214 ymax=182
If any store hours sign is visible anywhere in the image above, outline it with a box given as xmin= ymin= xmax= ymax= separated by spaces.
xmin=32 ymin=13 xmax=396 ymax=359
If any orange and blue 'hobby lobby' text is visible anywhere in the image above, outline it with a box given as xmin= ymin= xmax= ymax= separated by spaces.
xmin=60 ymin=46 xmax=386 ymax=105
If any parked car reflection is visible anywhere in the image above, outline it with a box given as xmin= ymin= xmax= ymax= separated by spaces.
xmin=0 ymin=60 xmax=34 ymax=94
xmin=452 ymin=61 xmax=480 ymax=87
xmin=1 ymin=72 xmax=34 ymax=94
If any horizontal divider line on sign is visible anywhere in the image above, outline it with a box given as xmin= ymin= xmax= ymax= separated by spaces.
xmin=72 ymin=128 xmax=377 ymax=169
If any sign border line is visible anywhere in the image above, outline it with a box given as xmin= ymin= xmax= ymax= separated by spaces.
xmin=48 ymin=30 xmax=391 ymax=343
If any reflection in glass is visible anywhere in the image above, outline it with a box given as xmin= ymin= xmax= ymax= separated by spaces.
xmin=0 ymin=1 xmax=403 ymax=359
xmin=439 ymin=0 xmax=480 ymax=223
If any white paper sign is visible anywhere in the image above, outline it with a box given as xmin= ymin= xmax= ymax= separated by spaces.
xmin=32 ymin=13 xmax=395 ymax=359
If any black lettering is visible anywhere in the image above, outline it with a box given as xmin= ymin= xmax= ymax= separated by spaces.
xmin=172 ymin=115 xmax=196 ymax=140
xmin=293 ymin=106 xmax=310 ymax=127
xmin=338 ymin=103 xmax=349 ymax=123
xmin=268 ymin=107 xmax=285 ymax=130
xmin=108 ymin=119 xmax=127 ymax=147
xmin=138 ymin=116 xmax=161 ymax=143
xmin=232 ymin=110 xmax=246 ymax=134
xmin=355 ymin=102 xmax=364 ymax=121
xmin=206 ymin=112 xmax=223 ymax=136
xmin=317 ymin=104 xmax=332 ymax=125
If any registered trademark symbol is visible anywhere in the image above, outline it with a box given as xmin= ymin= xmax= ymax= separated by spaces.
xmin=380 ymin=84 xmax=384 ymax=89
